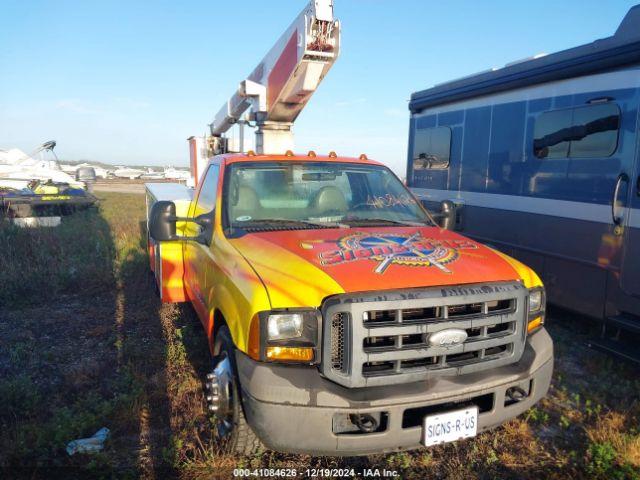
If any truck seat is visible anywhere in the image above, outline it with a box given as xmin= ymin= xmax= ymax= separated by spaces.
xmin=311 ymin=186 xmax=347 ymax=215
xmin=232 ymin=185 xmax=261 ymax=218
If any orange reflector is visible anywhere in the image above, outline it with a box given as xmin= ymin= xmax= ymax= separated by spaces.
xmin=359 ymin=153 xmax=368 ymax=160
xmin=527 ymin=316 xmax=543 ymax=334
xmin=248 ymin=315 xmax=261 ymax=360
xmin=328 ymin=151 xmax=337 ymax=158
xmin=266 ymin=346 xmax=314 ymax=362
xmin=307 ymin=150 xmax=316 ymax=157
xmin=285 ymin=150 xmax=294 ymax=157
xmin=246 ymin=150 xmax=255 ymax=156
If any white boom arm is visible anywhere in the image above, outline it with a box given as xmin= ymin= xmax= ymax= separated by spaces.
xmin=209 ymin=0 xmax=340 ymax=154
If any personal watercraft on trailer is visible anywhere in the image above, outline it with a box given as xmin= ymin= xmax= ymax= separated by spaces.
xmin=0 ymin=141 xmax=97 ymax=226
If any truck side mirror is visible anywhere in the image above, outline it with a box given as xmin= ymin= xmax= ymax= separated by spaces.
xmin=194 ymin=211 xmax=214 ymax=245
xmin=149 ymin=201 xmax=177 ymax=241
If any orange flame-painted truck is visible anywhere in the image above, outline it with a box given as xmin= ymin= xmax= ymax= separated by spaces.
xmin=144 ymin=0 xmax=553 ymax=456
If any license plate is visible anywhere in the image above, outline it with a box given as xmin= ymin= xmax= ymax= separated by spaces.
xmin=422 ymin=406 xmax=478 ymax=446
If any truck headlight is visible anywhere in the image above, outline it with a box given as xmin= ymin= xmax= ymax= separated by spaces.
xmin=267 ymin=313 xmax=304 ymax=340
xmin=527 ymin=287 xmax=546 ymax=334
xmin=248 ymin=310 xmax=319 ymax=363
xmin=529 ymin=290 xmax=543 ymax=313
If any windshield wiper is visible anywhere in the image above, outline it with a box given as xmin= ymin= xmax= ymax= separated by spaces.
xmin=342 ymin=218 xmax=430 ymax=227
xmin=232 ymin=218 xmax=348 ymax=230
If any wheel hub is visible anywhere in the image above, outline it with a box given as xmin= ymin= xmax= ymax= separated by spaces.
xmin=205 ymin=355 xmax=234 ymax=436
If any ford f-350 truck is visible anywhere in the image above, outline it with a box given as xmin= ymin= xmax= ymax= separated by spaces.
xmin=146 ymin=151 xmax=553 ymax=455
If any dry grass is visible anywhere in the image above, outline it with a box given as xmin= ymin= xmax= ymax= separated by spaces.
xmin=586 ymin=412 xmax=640 ymax=470
xmin=0 ymin=192 xmax=639 ymax=479
xmin=0 ymin=209 xmax=114 ymax=307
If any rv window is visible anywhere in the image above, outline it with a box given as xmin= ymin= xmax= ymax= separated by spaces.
xmin=569 ymin=104 xmax=619 ymax=158
xmin=413 ymin=126 xmax=451 ymax=170
xmin=533 ymin=103 xmax=620 ymax=159
xmin=533 ymin=110 xmax=571 ymax=158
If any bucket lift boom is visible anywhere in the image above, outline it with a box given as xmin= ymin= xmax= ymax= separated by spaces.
xmin=208 ymin=0 xmax=341 ymax=156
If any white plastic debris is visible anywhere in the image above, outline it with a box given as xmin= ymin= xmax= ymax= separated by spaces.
xmin=66 ymin=427 xmax=110 ymax=455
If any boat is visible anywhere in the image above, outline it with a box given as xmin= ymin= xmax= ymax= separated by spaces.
xmin=113 ymin=167 xmax=145 ymax=179
xmin=138 ymin=168 xmax=164 ymax=180
xmin=162 ymin=167 xmax=190 ymax=181
xmin=0 ymin=142 xmax=84 ymax=188
xmin=60 ymin=162 xmax=111 ymax=179
xmin=0 ymin=141 xmax=97 ymax=226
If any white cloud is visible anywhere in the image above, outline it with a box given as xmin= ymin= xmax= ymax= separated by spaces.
xmin=383 ymin=108 xmax=406 ymax=118
xmin=55 ymin=99 xmax=100 ymax=114
xmin=113 ymin=97 xmax=151 ymax=109
xmin=55 ymin=97 xmax=151 ymax=114
xmin=334 ymin=97 xmax=367 ymax=108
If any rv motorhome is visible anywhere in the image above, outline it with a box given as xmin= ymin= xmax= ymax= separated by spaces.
xmin=406 ymin=5 xmax=640 ymax=360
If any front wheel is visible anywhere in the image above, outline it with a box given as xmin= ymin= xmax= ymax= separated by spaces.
xmin=206 ymin=326 xmax=262 ymax=455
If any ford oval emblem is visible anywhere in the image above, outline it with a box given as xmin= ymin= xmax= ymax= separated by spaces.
xmin=429 ymin=329 xmax=468 ymax=348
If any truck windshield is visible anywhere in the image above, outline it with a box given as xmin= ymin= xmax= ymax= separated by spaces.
xmin=223 ymin=161 xmax=435 ymax=232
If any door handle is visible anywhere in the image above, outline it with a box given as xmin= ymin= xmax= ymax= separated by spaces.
xmin=612 ymin=173 xmax=629 ymax=225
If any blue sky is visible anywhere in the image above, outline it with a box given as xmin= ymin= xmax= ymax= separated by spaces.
xmin=1 ymin=0 xmax=637 ymax=174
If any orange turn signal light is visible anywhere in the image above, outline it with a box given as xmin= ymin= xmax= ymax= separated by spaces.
xmin=248 ymin=315 xmax=261 ymax=360
xmin=266 ymin=346 xmax=314 ymax=362
xmin=527 ymin=316 xmax=543 ymax=334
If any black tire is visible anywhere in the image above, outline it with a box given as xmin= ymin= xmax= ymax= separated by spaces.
xmin=150 ymin=268 xmax=160 ymax=297
xmin=211 ymin=326 xmax=263 ymax=456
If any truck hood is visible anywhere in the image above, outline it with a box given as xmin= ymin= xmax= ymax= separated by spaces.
xmin=229 ymin=226 xmax=521 ymax=308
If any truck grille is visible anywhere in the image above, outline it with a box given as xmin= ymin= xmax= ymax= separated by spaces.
xmin=321 ymin=282 xmax=528 ymax=388
xmin=330 ymin=312 xmax=348 ymax=372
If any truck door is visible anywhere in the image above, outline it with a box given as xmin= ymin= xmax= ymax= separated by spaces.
xmin=184 ymin=164 xmax=220 ymax=319
xmin=621 ymin=148 xmax=640 ymax=298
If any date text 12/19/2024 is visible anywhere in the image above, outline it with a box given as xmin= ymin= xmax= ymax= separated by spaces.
xmin=233 ymin=468 xmax=400 ymax=478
